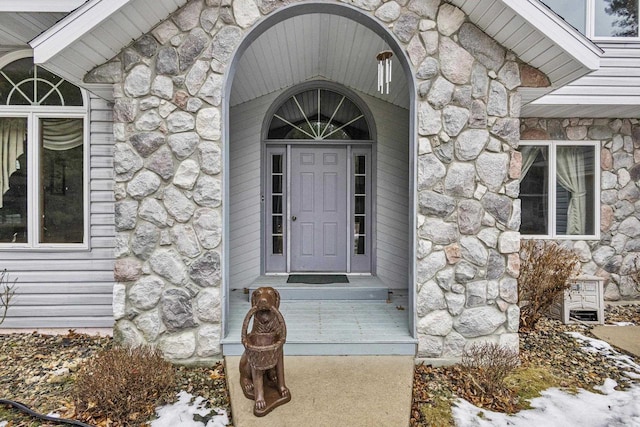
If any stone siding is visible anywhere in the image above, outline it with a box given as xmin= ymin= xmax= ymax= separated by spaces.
xmin=89 ymin=0 xmax=527 ymax=363
xmin=521 ymin=118 xmax=640 ymax=301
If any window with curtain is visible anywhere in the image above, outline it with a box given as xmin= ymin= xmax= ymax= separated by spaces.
xmin=519 ymin=142 xmax=599 ymax=238
xmin=0 ymin=55 xmax=86 ymax=246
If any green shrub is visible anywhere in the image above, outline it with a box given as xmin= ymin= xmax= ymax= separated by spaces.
xmin=518 ymin=240 xmax=580 ymax=331
xmin=74 ymin=345 xmax=176 ymax=425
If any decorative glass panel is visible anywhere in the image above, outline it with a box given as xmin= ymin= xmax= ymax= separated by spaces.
xmin=594 ymin=0 xmax=638 ymax=37
xmin=272 ymin=175 xmax=282 ymax=193
xmin=273 ymin=236 xmax=283 ymax=255
xmin=355 ymin=236 xmax=365 ymax=255
xmin=0 ymin=58 xmax=83 ymax=106
xmin=354 ymin=196 xmax=365 ymax=215
xmin=273 ymin=216 xmax=283 ymax=234
xmin=268 ymin=88 xmax=370 ymax=140
xmin=355 ymin=176 xmax=366 ymax=194
xmin=0 ymin=117 xmax=27 ymax=243
xmin=272 ymin=195 xmax=283 ymax=214
xmin=271 ymin=154 xmax=284 ymax=255
xmin=40 ymin=118 xmax=84 ymax=243
xmin=272 ymin=154 xmax=282 ymax=173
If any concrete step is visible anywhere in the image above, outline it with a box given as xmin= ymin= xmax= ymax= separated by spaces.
xmin=247 ymin=275 xmax=391 ymax=300
xmin=247 ymin=283 xmax=390 ymax=300
xmin=221 ymin=340 xmax=416 ymax=356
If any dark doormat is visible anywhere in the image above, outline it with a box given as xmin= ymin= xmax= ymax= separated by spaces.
xmin=287 ymin=274 xmax=349 ymax=284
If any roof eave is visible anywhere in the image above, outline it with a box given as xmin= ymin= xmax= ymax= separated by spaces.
xmin=506 ymin=0 xmax=602 ymax=72
xmin=0 ymin=1 xmax=87 ymax=13
xmin=30 ymin=0 xmax=131 ymax=65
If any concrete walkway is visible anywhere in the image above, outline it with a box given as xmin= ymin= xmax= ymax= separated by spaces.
xmin=226 ymin=356 xmax=414 ymax=427
xmin=591 ymin=325 xmax=640 ymax=358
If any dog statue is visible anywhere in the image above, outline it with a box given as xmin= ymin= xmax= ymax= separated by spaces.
xmin=239 ymin=287 xmax=290 ymax=416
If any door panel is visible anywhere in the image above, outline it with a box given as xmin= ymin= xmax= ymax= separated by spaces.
xmin=291 ymin=146 xmax=347 ymax=271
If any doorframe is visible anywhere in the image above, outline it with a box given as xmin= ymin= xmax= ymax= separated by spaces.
xmin=262 ymin=142 xmax=374 ymax=274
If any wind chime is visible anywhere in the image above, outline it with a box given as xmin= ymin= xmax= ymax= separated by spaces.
xmin=376 ymin=50 xmax=393 ymax=94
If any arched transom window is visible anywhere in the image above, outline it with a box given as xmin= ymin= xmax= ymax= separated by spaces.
xmin=267 ymin=88 xmax=370 ymax=140
xmin=0 ymin=55 xmax=87 ymax=247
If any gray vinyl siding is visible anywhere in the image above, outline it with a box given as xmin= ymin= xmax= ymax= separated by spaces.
xmin=229 ymin=92 xmax=277 ymax=290
xmin=1 ymin=94 xmax=115 ymax=328
xmin=229 ymin=89 xmax=410 ymax=291
xmin=362 ymin=93 xmax=410 ymax=290
xmin=523 ymin=44 xmax=640 ymax=118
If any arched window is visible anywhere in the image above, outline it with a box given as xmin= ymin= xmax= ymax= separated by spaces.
xmin=0 ymin=54 xmax=87 ymax=247
xmin=267 ymin=88 xmax=370 ymax=140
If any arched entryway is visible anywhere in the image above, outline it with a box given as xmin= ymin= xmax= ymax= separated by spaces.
xmin=222 ymin=3 xmax=416 ymax=355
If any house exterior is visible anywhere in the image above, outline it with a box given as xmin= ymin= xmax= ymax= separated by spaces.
xmin=0 ymin=0 xmax=638 ymax=364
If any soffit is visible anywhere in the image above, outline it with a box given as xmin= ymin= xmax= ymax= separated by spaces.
xmin=451 ymin=0 xmax=602 ymax=107
xmin=230 ymin=13 xmax=409 ymax=109
xmin=0 ymin=12 xmax=68 ymax=49
xmin=28 ymin=0 xmax=603 ymax=106
xmin=30 ymin=0 xmax=187 ymax=100
xmin=522 ymin=44 xmax=640 ymax=118
xmin=0 ymin=2 xmax=88 ymax=54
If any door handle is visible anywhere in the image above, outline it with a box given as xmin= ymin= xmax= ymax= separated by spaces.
xmin=292 ymin=216 xmax=297 ymax=221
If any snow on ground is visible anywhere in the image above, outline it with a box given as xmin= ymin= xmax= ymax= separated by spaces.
xmin=151 ymin=391 xmax=229 ymax=427
xmin=0 ymin=421 xmax=7 ymax=427
xmin=452 ymin=333 xmax=640 ymax=427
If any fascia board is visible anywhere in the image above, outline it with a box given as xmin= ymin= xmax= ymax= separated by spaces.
xmin=529 ymin=94 xmax=640 ymax=105
xmin=505 ymin=0 xmax=602 ymax=71
xmin=0 ymin=1 xmax=87 ymax=12
xmin=30 ymin=0 xmax=131 ymax=64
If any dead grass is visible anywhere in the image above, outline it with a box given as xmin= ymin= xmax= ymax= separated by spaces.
xmin=504 ymin=366 xmax=566 ymax=409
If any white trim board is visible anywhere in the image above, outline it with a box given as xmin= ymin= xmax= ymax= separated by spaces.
xmin=0 ymin=1 xmax=87 ymax=13
xmin=30 ymin=0 xmax=131 ymax=64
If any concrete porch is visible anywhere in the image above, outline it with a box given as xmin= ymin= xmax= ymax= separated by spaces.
xmin=221 ymin=275 xmax=416 ymax=356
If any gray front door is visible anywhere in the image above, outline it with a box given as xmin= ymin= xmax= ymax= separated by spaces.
xmin=290 ymin=146 xmax=347 ymax=272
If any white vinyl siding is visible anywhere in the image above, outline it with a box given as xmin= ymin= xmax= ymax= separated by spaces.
xmin=1 ymin=94 xmax=115 ymax=328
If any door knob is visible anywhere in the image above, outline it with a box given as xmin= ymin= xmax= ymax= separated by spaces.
xmin=292 ymin=216 xmax=297 ymax=221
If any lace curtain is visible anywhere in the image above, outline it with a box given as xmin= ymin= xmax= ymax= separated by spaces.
xmin=0 ymin=118 xmax=26 ymax=207
xmin=556 ymin=146 xmax=587 ymax=235
xmin=519 ymin=145 xmax=587 ymax=235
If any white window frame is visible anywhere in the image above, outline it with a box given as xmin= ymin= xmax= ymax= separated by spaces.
xmin=0 ymin=51 xmax=90 ymax=250
xmin=520 ymin=140 xmax=601 ymax=241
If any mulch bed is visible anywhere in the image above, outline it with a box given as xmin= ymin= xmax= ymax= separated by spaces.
xmin=410 ymin=303 xmax=640 ymax=426
xmin=2 ymin=304 xmax=639 ymax=426
xmin=0 ymin=331 xmax=230 ymax=427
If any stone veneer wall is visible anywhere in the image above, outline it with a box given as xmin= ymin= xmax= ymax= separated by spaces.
xmin=89 ymin=0 xmax=531 ymax=363
xmin=521 ymin=119 xmax=640 ymax=301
